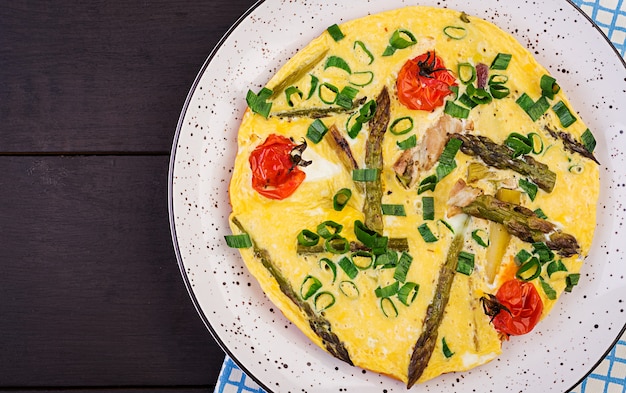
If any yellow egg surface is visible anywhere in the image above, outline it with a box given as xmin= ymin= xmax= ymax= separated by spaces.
xmin=227 ymin=6 xmax=599 ymax=386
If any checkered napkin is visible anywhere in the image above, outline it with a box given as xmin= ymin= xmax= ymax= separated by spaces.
xmin=214 ymin=1 xmax=626 ymax=392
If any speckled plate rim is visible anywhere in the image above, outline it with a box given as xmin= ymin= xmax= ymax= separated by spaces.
xmin=168 ymin=1 xmax=626 ymax=392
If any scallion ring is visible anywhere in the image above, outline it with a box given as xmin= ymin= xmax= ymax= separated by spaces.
xmin=284 ymin=86 xmax=303 ymax=107
xmin=349 ymin=70 xmax=375 ymax=87
xmin=318 ymin=258 xmax=337 ymax=283
xmin=527 ymin=132 xmax=544 ymax=154
xmin=471 ymin=229 xmax=490 ymax=247
xmin=351 ymin=250 xmax=374 ymax=270
xmin=443 ymin=25 xmax=467 ymax=40
xmin=318 ymin=82 xmax=339 ymax=105
xmin=300 ymin=275 xmax=322 ymax=300
xmin=516 ymin=256 xmax=541 ymax=281
xmin=457 ymin=63 xmax=476 ymax=84
xmin=297 ymin=229 xmax=320 ymax=247
xmin=380 ymin=297 xmax=398 ymax=318
xmin=353 ymin=40 xmax=374 ymax=65
xmin=397 ymin=282 xmax=419 ymax=306
xmin=389 ymin=116 xmax=414 ymax=135
xmin=314 ymin=291 xmax=336 ymax=311
xmin=316 ymin=220 xmax=344 ymax=239
xmin=325 ymin=235 xmax=350 ymax=254
xmin=375 ymin=281 xmax=400 ymax=298
xmin=224 ymin=233 xmax=252 ymax=248
xmin=339 ymin=281 xmax=360 ymax=298
xmin=333 ymin=188 xmax=352 ymax=211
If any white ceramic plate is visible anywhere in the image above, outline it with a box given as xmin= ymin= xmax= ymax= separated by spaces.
xmin=169 ymin=0 xmax=626 ymax=391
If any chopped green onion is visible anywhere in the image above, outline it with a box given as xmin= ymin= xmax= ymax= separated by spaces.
xmin=351 ymin=250 xmax=374 ymax=270
xmin=285 ymin=86 xmax=303 ymax=107
xmin=300 ymin=275 xmax=322 ymax=300
xmin=336 ymin=85 xmax=359 ymax=109
xmin=539 ymin=276 xmax=557 ymax=300
xmin=442 ymin=337 xmax=455 ymax=358
xmin=436 ymin=138 xmax=463 ymax=180
xmin=528 ymin=132 xmax=544 ymax=154
xmin=389 ymin=116 xmax=414 ymax=135
xmin=318 ymin=258 xmax=337 ymax=283
xmin=314 ymin=291 xmax=336 ymax=311
xmin=552 ymin=100 xmax=577 ymax=128
xmin=504 ymin=132 xmax=532 ymax=157
xmin=515 ymin=249 xmax=532 ymax=265
xmin=339 ymin=280 xmax=360 ymax=298
xmin=374 ymin=250 xmax=398 ymax=269
xmin=306 ymin=74 xmax=319 ymax=100
xmin=565 ymin=273 xmax=580 ymax=292
xmin=393 ymin=252 xmax=413 ymax=282
xmin=397 ymin=134 xmax=417 ymax=150
xmin=581 ymin=129 xmax=596 ymax=153
xmin=456 ymin=251 xmax=475 ymax=275
xmin=443 ymin=100 xmax=470 ymax=119
xmin=325 ymin=235 xmax=350 ymax=254
xmin=540 ymin=74 xmax=560 ymax=99
xmin=346 ymin=112 xmax=362 ymax=139
xmin=438 ymin=219 xmax=455 ymax=234
xmin=375 ymin=281 xmax=400 ymax=298
xmin=471 ymin=229 xmax=490 ymax=247
xmin=297 ymin=229 xmax=320 ymax=246
xmin=449 ymin=85 xmax=460 ymax=100
xmin=516 ymin=256 xmax=541 ymax=281
xmin=443 ymin=26 xmax=467 ymax=40
xmin=417 ymin=175 xmax=438 ymax=194
xmin=546 ymin=259 xmax=568 ymax=277
xmin=534 ymin=208 xmax=548 ymax=219
xmin=422 ymin=196 xmax=435 ymax=220
xmin=333 ymin=188 xmax=352 ymax=211
xmin=380 ymin=297 xmax=398 ymax=317
xmin=397 ymin=282 xmax=419 ymax=305
xmin=224 ymin=233 xmax=252 ymax=248
xmin=316 ymin=220 xmax=343 ymax=239
xmin=418 ymin=223 xmax=438 ymax=243
xmin=352 ymin=168 xmax=379 ymax=182
xmin=382 ymin=204 xmax=406 ymax=216
xmin=568 ymin=164 xmax=584 ymax=174
xmin=532 ymin=242 xmax=555 ymax=264
xmin=306 ymin=119 xmax=328 ymax=144
xmin=489 ymin=83 xmax=510 ymax=99
xmin=528 ymin=96 xmax=550 ymax=121
xmin=490 ymin=53 xmax=512 ymax=70
xmin=353 ymin=40 xmax=374 ymax=65
xmin=327 ymin=24 xmax=344 ymax=41
xmin=488 ymin=74 xmax=509 ymax=85
xmin=466 ymin=84 xmax=492 ymax=105
xmin=349 ymin=71 xmax=375 ymax=87
xmin=458 ymin=93 xmax=478 ymax=109
xmin=383 ymin=29 xmax=417 ymax=56
xmin=246 ymin=87 xmax=273 ymax=118
xmin=516 ymin=93 xmax=534 ymax=111
xmin=356 ymin=99 xmax=377 ymax=123
xmin=457 ymin=63 xmax=476 ymax=84
xmin=338 ymin=256 xmax=359 ymax=279
xmin=318 ymin=82 xmax=339 ymax=104
xmin=519 ymin=178 xmax=538 ymax=201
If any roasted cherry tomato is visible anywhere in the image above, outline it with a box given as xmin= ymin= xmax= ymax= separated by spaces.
xmin=483 ymin=279 xmax=544 ymax=336
xmin=396 ymin=51 xmax=457 ymax=111
xmin=249 ymin=134 xmax=309 ymax=200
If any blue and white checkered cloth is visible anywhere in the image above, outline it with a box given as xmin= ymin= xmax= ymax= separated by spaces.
xmin=214 ymin=1 xmax=626 ymax=392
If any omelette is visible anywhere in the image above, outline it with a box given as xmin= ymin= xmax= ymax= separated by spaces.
xmin=225 ymin=6 xmax=599 ymax=387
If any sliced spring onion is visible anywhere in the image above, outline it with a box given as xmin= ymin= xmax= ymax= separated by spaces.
xmin=397 ymin=282 xmax=419 ymax=305
xmin=471 ymin=229 xmax=490 ymax=247
xmin=393 ymin=251 xmax=413 ymax=282
xmin=351 ymin=250 xmax=374 ymax=270
xmin=325 ymin=55 xmax=352 ymax=74
xmin=336 ymin=85 xmax=359 ymax=109
xmin=443 ymin=100 xmax=470 ymax=119
xmin=333 ymin=188 xmax=352 ymax=211
xmin=533 ymin=207 xmax=548 ymax=219
xmin=297 ymin=229 xmax=320 ymax=246
xmin=318 ymin=82 xmax=339 ymax=104
xmin=458 ymin=63 xmax=476 ymax=84
xmin=417 ymin=175 xmax=438 ymax=194
xmin=490 ymin=53 xmax=512 ymax=70
xmin=540 ymin=74 xmax=560 ymax=99
xmin=552 ymin=100 xmax=577 ymax=128
xmin=375 ymin=281 xmax=400 ymax=298
xmin=318 ymin=258 xmax=337 ymax=283
xmin=306 ymin=74 xmax=319 ymax=100
xmin=316 ymin=220 xmax=343 ymax=239
xmin=489 ymin=83 xmax=510 ymax=99
xmin=306 ymin=118 xmax=328 ymax=144
xmin=284 ymin=86 xmax=303 ymax=107
xmin=374 ymin=249 xmax=399 ymax=269
xmin=528 ymin=132 xmax=544 ymax=154
xmin=443 ymin=25 xmax=467 ymax=40
xmin=458 ymin=93 xmax=478 ymax=109
xmin=356 ymin=99 xmax=377 ymax=123
xmin=418 ymin=223 xmax=438 ymax=243
xmin=224 ymin=233 xmax=252 ymax=248
xmin=532 ymin=242 xmax=555 ymax=263
xmin=488 ymin=74 xmax=509 ymax=85
xmin=396 ymin=134 xmax=417 ymax=150
xmin=389 ymin=116 xmax=414 ymax=135
xmin=246 ymin=87 xmax=273 ymax=118
xmin=568 ymin=164 xmax=584 ymax=174
xmin=515 ymin=249 xmax=532 ymax=265
xmin=327 ymin=24 xmax=344 ymax=41
xmin=466 ymin=84 xmax=492 ymax=105
xmin=436 ymin=138 xmax=463 ymax=180
xmin=352 ymin=168 xmax=379 ymax=182
xmin=354 ymin=220 xmax=388 ymax=254
xmin=519 ymin=178 xmax=538 ymax=201
xmin=565 ymin=273 xmax=581 ymax=292
xmin=516 ymin=256 xmax=541 ymax=281
xmin=516 ymin=93 xmax=534 ymax=111
xmin=546 ymin=259 xmax=568 ymax=277
xmin=338 ymin=256 xmax=359 ymax=279
xmin=581 ymin=129 xmax=597 ymax=153
xmin=314 ymin=291 xmax=336 ymax=311
xmin=349 ymin=70 xmax=374 ymax=87
xmin=456 ymin=251 xmax=475 ymax=275
xmin=449 ymin=85 xmax=460 ymax=100
xmin=346 ymin=112 xmax=362 ymax=139
xmin=504 ymin=132 xmax=532 ymax=157
xmin=353 ymin=40 xmax=374 ymax=65
xmin=422 ymin=196 xmax=435 ymax=220
xmin=339 ymin=280 xmax=360 ymax=298
xmin=325 ymin=235 xmax=350 ymax=254
xmin=438 ymin=219 xmax=455 ymax=234
xmin=539 ymin=276 xmax=557 ymax=300
xmin=442 ymin=337 xmax=455 ymax=358
xmin=300 ymin=275 xmax=322 ymax=300
xmin=380 ymin=297 xmax=398 ymax=317
xmin=382 ymin=29 xmax=417 ymax=56
xmin=382 ymin=204 xmax=406 ymax=216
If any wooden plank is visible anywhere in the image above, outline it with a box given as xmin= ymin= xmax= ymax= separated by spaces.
xmin=0 ymin=0 xmax=255 ymax=153
xmin=0 ymin=156 xmax=224 ymax=387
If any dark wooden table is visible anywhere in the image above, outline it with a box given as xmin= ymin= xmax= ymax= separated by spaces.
xmin=1 ymin=1 xmax=257 ymax=391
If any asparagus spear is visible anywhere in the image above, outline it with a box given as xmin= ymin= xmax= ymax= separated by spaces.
xmin=231 ymin=217 xmax=353 ymax=364
xmin=450 ymin=133 xmax=556 ymax=192
xmin=461 ymin=194 xmax=580 ymax=257
xmin=362 ymin=87 xmax=390 ymax=234
xmin=407 ymin=216 xmax=470 ymax=387
xmin=271 ymin=97 xmax=367 ymax=119
xmin=544 ymin=124 xmax=599 ymax=164
xmin=297 ymin=237 xmax=409 ymax=254
xmin=325 ymin=124 xmax=365 ymax=193
xmin=268 ymin=48 xmax=329 ymax=99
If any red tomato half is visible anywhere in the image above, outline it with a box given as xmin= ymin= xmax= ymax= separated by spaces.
xmin=491 ymin=279 xmax=544 ymax=336
xmin=249 ymin=134 xmax=306 ymax=200
xmin=396 ymin=51 xmax=457 ymax=111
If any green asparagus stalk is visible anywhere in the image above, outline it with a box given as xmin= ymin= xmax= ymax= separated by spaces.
xmin=271 ymin=97 xmax=367 ymax=119
xmin=297 ymin=237 xmax=409 ymax=254
xmin=407 ymin=216 xmax=470 ymax=387
xmin=461 ymin=194 xmax=580 ymax=257
xmin=451 ymin=133 xmax=556 ymax=192
xmin=268 ymin=48 xmax=329 ymax=99
xmin=231 ymin=216 xmax=353 ymax=364
xmin=544 ymin=124 xmax=599 ymax=164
